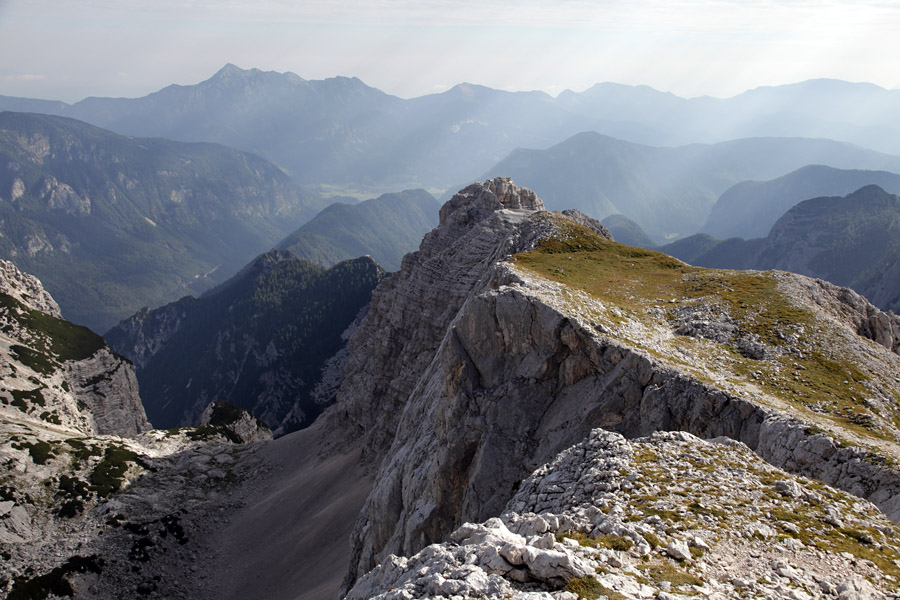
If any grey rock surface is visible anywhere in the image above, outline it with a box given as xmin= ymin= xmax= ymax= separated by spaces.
xmin=0 ymin=259 xmax=150 ymax=436
xmin=329 ymin=178 xmax=900 ymax=592
xmin=345 ymin=429 xmax=900 ymax=599
xmin=0 ymin=258 xmax=61 ymax=317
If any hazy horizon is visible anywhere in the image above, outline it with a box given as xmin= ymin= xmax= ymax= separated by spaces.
xmin=3 ymin=0 xmax=900 ymax=103
xmin=6 ymin=62 xmax=898 ymax=106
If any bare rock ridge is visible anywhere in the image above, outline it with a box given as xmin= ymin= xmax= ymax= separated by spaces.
xmin=330 ymin=177 xmax=564 ymax=463
xmin=346 ymin=430 xmax=900 ymax=599
xmin=0 ymin=258 xmax=61 ymax=318
xmin=330 ymin=178 xmax=900 ymax=593
xmin=0 ymin=258 xmax=149 ymax=436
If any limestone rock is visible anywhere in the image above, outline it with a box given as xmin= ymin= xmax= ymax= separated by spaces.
xmin=665 ymin=540 xmax=691 ymax=561
xmin=344 ymin=429 xmax=900 ymax=599
xmin=0 ymin=259 xmax=61 ymax=317
xmin=329 ymin=179 xmax=900 ymax=594
xmin=0 ymin=259 xmax=150 ymax=436
xmin=200 ymin=401 xmax=274 ymax=443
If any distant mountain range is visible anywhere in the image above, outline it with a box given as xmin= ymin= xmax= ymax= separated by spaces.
xmin=661 ymin=185 xmax=900 ymax=313
xmin=480 ymin=132 xmax=900 ymax=240
xmin=105 ymin=251 xmax=384 ymax=433
xmin=4 ymin=66 xmax=900 ymax=193
xmin=278 ymin=189 xmax=439 ymax=271
xmin=703 ymin=165 xmax=900 ymax=239
xmin=0 ymin=112 xmax=324 ymax=332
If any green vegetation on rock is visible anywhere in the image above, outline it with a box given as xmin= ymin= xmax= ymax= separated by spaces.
xmin=513 ymin=214 xmax=900 ymax=449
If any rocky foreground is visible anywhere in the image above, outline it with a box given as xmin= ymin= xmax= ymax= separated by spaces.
xmin=347 ymin=429 xmax=899 ymax=599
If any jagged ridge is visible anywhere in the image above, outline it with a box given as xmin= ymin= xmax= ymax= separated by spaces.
xmin=325 ymin=178 xmax=900 ymax=594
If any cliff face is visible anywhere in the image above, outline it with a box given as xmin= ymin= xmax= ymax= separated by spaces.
xmin=331 ymin=178 xmax=900 ymax=592
xmin=0 ymin=259 xmax=149 ymax=436
xmin=331 ymin=177 xmax=559 ymax=461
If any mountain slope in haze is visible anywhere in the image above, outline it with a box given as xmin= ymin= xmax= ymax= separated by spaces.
xmin=277 ymin=189 xmax=440 ymax=271
xmin=558 ymin=78 xmax=900 ymax=155
xmin=663 ymin=185 xmax=900 ymax=312
xmin=600 ymin=213 xmax=655 ymax=248
xmin=105 ymin=250 xmax=384 ymax=433
xmin=0 ymin=111 xmax=323 ymax=332
xmin=0 ymin=66 xmax=621 ymax=192
xmin=704 ymin=164 xmax=900 ymax=239
xmin=482 ymin=132 xmax=900 ymax=240
xmin=5 ymin=69 xmax=900 ymax=193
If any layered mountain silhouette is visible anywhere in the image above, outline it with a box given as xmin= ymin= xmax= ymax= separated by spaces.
xmin=0 ymin=111 xmax=323 ymax=332
xmin=703 ymin=165 xmax=900 ymax=239
xmin=662 ymin=185 xmax=900 ymax=313
xmin=481 ymin=132 xmax=900 ymax=240
xmin=5 ymin=66 xmax=900 ymax=193
xmin=278 ymin=189 xmax=440 ymax=271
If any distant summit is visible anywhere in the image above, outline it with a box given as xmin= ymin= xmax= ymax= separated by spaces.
xmin=4 ymin=67 xmax=900 ymax=194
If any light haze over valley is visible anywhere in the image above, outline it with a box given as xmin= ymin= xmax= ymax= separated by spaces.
xmin=4 ymin=2 xmax=900 ymax=600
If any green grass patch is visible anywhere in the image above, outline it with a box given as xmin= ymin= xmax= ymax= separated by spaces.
xmin=688 ymin=501 xmax=728 ymax=519
xmin=64 ymin=439 xmax=103 ymax=464
xmin=644 ymin=562 xmax=703 ymax=587
xmin=89 ymin=445 xmax=140 ymax=498
xmin=9 ymin=344 xmax=55 ymax=375
xmin=564 ymin=576 xmax=625 ymax=600
xmin=11 ymin=440 xmax=56 ymax=465
xmin=11 ymin=387 xmax=45 ymax=408
xmin=513 ymin=213 xmax=900 ymax=447
xmin=559 ymin=531 xmax=634 ymax=552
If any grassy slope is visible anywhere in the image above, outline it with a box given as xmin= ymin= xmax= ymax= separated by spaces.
xmin=513 ymin=215 xmax=900 ymax=454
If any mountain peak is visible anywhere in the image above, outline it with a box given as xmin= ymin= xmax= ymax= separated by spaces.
xmin=213 ymin=63 xmax=246 ymax=79
xmin=438 ymin=177 xmax=544 ymax=227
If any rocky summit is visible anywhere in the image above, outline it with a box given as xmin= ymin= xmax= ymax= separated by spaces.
xmin=4 ymin=177 xmax=900 ymax=600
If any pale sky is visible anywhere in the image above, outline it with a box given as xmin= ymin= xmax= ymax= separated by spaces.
xmin=2 ymin=0 xmax=900 ymax=102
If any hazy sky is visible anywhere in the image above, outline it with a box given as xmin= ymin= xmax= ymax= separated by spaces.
xmin=2 ymin=0 xmax=900 ymax=102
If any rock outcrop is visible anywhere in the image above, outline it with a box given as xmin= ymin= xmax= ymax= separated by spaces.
xmin=0 ymin=260 xmax=277 ymax=600
xmin=0 ymin=258 xmax=61 ymax=317
xmin=330 ymin=178 xmax=900 ymax=593
xmin=199 ymin=401 xmax=274 ymax=444
xmin=346 ymin=430 xmax=900 ymax=599
xmin=0 ymin=259 xmax=150 ymax=436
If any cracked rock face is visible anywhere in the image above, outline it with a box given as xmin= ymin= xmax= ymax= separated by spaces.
xmin=0 ymin=258 xmax=149 ymax=437
xmin=0 ymin=259 xmax=61 ymax=317
xmin=332 ymin=178 xmax=900 ymax=593
xmin=346 ymin=430 xmax=900 ymax=600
